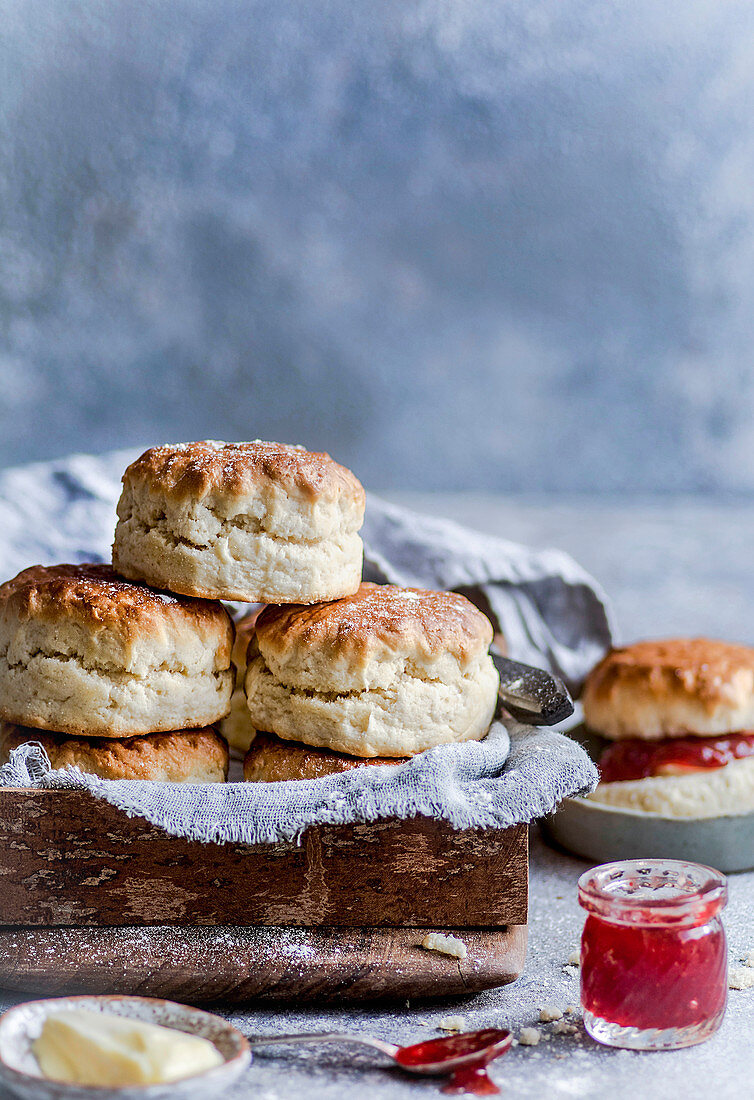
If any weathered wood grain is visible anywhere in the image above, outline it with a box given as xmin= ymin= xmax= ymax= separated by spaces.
xmin=0 ymin=924 xmax=528 ymax=1003
xmin=0 ymin=789 xmax=528 ymax=928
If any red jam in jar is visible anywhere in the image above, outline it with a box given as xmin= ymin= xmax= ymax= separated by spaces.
xmin=578 ymin=859 xmax=728 ymax=1049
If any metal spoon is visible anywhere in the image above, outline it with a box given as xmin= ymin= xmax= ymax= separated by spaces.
xmin=247 ymin=1028 xmax=512 ymax=1076
xmin=492 ymin=651 xmax=574 ymax=726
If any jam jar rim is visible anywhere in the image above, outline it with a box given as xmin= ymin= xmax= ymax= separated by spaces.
xmin=578 ymin=858 xmax=727 ymax=925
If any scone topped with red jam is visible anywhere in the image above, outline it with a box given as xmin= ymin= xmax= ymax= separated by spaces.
xmin=583 ymin=638 xmax=754 ymax=818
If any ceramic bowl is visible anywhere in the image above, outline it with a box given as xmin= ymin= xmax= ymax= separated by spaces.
xmin=0 ymin=995 xmax=250 ymax=1100
xmin=543 ymin=796 xmax=754 ymax=873
xmin=543 ymin=724 xmax=754 ymax=873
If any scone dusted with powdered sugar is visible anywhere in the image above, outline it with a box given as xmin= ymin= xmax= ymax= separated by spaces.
xmin=583 ymin=638 xmax=754 ymax=818
xmin=243 ymin=582 xmax=500 ymax=777
xmin=0 ymin=564 xmax=234 ymax=738
xmin=112 ymin=440 xmax=365 ymax=604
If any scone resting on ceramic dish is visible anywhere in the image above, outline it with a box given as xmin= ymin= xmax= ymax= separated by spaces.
xmin=112 ymin=440 xmax=365 ymax=604
xmin=0 ymin=722 xmax=229 ymax=783
xmin=583 ymin=638 xmax=754 ymax=818
xmin=245 ymin=582 xmax=499 ymax=758
xmin=220 ymin=609 xmax=262 ymax=754
xmin=244 ymin=730 xmax=407 ymax=781
xmin=0 ymin=564 xmax=234 ymax=738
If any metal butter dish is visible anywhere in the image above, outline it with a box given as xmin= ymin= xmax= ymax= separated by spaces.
xmin=543 ymin=725 xmax=754 ymax=873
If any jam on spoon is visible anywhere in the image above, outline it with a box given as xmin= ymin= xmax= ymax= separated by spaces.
xmin=395 ymin=1029 xmax=512 ymax=1095
xmin=247 ymin=1027 xmax=512 ymax=1095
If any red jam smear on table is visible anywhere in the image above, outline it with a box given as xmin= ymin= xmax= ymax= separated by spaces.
xmin=442 ymin=1067 xmax=500 ymax=1096
xmin=599 ymin=731 xmax=754 ymax=783
xmin=581 ymin=911 xmax=727 ymax=1030
xmin=396 ymin=1030 xmax=511 ymax=1096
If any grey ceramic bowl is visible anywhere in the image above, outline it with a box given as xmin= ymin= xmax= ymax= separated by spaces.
xmin=543 ymin=796 xmax=754 ymax=873
xmin=0 ymin=995 xmax=251 ymax=1100
xmin=544 ymin=724 xmax=754 ymax=873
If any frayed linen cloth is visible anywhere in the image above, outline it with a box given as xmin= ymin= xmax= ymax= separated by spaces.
xmin=0 ymin=449 xmax=611 ymax=844
xmin=2 ymin=717 xmax=594 ymax=845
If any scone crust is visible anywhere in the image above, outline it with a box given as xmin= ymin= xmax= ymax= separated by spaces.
xmin=255 ymin=582 xmax=495 ymax=692
xmin=113 ymin=441 xmax=365 ymax=603
xmin=0 ymin=563 xmax=234 ymax=737
xmin=221 ymin=688 xmax=258 ymax=755
xmin=120 ymin=440 xmax=364 ymax=510
xmin=220 ymin=609 xmax=262 ymax=754
xmin=582 ymin=638 xmax=754 ymax=740
xmin=244 ymin=731 xmax=406 ymax=782
xmin=588 ymin=756 xmax=754 ymax=818
xmin=0 ymin=722 xmax=229 ymax=783
xmin=231 ymin=610 xmax=263 ymax=676
xmin=0 ymin=564 xmax=231 ymax=645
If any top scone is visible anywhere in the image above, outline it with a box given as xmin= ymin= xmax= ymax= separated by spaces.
xmin=245 ymin=582 xmax=500 ymax=757
xmin=582 ymin=638 xmax=754 ymax=740
xmin=0 ymin=564 xmax=234 ymax=737
xmin=112 ymin=440 xmax=366 ymax=603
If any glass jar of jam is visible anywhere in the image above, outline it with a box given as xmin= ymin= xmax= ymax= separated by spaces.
xmin=578 ymin=859 xmax=728 ymax=1050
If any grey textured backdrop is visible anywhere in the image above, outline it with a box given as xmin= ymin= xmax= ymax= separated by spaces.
xmin=1 ymin=0 xmax=754 ymax=491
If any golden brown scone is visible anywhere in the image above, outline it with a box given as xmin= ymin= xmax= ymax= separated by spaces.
xmin=583 ymin=638 xmax=754 ymax=741
xmin=220 ymin=608 xmax=263 ymax=754
xmin=243 ymin=731 xmax=407 ymax=782
xmin=0 ymin=564 xmax=234 ymax=737
xmin=0 ymin=722 xmax=229 ymax=782
xmin=112 ymin=440 xmax=365 ymax=603
xmin=246 ymin=582 xmax=499 ymax=757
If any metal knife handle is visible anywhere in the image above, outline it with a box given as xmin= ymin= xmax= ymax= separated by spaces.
xmin=492 ymin=651 xmax=574 ymax=726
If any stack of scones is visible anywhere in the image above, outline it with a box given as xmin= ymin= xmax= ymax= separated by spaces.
xmin=0 ymin=441 xmax=500 ymax=783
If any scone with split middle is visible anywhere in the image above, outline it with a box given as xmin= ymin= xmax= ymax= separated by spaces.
xmin=245 ymin=582 xmax=500 ymax=758
xmin=0 ymin=722 xmax=229 ymax=783
xmin=113 ymin=440 xmax=365 ymax=604
xmin=0 ymin=564 xmax=234 ymax=738
xmin=583 ymin=638 xmax=754 ymax=818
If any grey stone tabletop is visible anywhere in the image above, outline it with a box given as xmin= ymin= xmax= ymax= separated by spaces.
xmin=3 ymin=493 xmax=753 ymax=1100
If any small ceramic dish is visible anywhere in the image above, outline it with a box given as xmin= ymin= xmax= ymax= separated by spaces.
xmin=543 ymin=724 xmax=754 ymax=873
xmin=543 ymin=796 xmax=754 ymax=873
xmin=0 ymin=995 xmax=251 ymax=1100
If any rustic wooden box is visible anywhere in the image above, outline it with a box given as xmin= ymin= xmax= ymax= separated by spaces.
xmin=0 ymin=788 xmax=528 ymax=1002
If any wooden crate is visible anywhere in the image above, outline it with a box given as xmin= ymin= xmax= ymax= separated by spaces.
xmin=0 ymin=788 xmax=528 ymax=1002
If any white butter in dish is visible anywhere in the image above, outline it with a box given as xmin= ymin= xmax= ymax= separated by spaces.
xmin=33 ymin=1009 xmax=223 ymax=1087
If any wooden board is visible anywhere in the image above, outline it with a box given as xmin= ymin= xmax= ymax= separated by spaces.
xmin=0 ymin=788 xmax=528 ymax=1001
xmin=0 ymin=924 xmax=527 ymax=1003
xmin=0 ymin=789 xmax=528 ymax=928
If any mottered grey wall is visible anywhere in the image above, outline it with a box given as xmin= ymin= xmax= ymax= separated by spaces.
xmin=1 ymin=0 xmax=754 ymax=491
